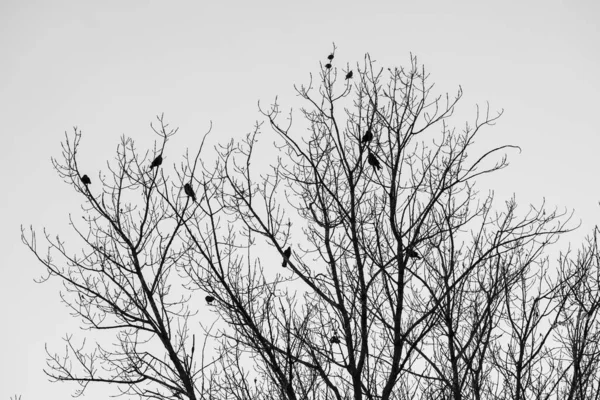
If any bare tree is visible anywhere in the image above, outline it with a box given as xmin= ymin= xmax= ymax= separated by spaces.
xmin=22 ymin=118 xmax=220 ymax=399
xmin=24 ymin=52 xmax=590 ymax=400
xmin=552 ymin=228 xmax=600 ymax=400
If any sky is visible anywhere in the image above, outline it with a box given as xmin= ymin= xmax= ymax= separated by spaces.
xmin=1 ymin=0 xmax=599 ymax=398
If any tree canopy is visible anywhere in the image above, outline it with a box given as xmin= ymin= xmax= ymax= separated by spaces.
xmin=22 ymin=53 xmax=600 ymax=400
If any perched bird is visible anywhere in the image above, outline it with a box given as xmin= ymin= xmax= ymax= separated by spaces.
xmin=150 ymin=154 xmax=163 ymax=169
xmin=361 ymin=129 xmax=373 ymax=143
xmin=282 ymin=246 xmax=292 ymax=268
xmin=81 ymin=174 xmax=91 ymax=185
xmin=325 ymin=63 xmax=332 ymax=69
xmin=345 ymin=70 xmax=353 ymax=80
xmin=184 ymin=183 xmax=196 ymax=202
xmin=330 ymin=335 xmax=341 ymax=344
xmin=367 ymin=151 xmax=381 ymax=170
xmin=406 ymin=248 xmax=421 ymax=259
xmin=205 ymin=295 xmax=215 ymax=304
xmin=327 ymin=53 xmax=334 ymax=61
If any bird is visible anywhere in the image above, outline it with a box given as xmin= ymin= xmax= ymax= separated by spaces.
xmin=184 ymin=183 xmax=196 ymax=202
xmin=81 ymin=174 xmax=91 ymax=185
xmin=327 ymin=53 xmax=334 ymax=61
xmin=367 ymin=151 xmax=381 ymax=170
xmin=325 ymin=63 xmax=332 ymax=69
xmin=406 ymin=248 xmax=421 ymax=259
xmin=330 ymin=335 xmax=340 ymax=344
xmin=282 ymin=246 xmax=292 ymax=268
xmin=361 ymin=129 xmax=373 ymax=143
xmin=150 ymin=154 xmax=163 ymax=169
xmin=205 ymin=295 xmax=215 ymax=304
xmin=345 ymin=70 xmax=353 ymax=80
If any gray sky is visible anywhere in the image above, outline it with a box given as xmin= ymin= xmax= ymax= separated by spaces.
xmin=1 ymin=0 xmax=599 ymax=398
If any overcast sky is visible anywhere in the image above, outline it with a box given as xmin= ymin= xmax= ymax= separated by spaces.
xmin=1 ymin=0 xmax=599 ymax=398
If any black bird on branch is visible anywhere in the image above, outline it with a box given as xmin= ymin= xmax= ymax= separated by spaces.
xmin=367 ymin=151 xmax=381 ymax=170
xmin=205 ymin=295 xmax=215 ymax=304
xmin=361 ymin=129 xmax=373 ymax=144
xmin=325 ymin=63 xmax=332 ymax=69
xmin=282 ymin=246 xmax=292 ymax=268
xmin=330 ymin=335 xmax=341 ymax=344
xmin=150 ymin=154 xmax=163 ymax=169
xmin=327 ymin=53 xmax=334 ymax=61
xmin=184 ymin=183 xmax=196 ymax=202
xmin=406 ymin=248 xmax=421 ymax=259
xmin=81 ymin=174 xmax=91 ymax=186
xmin=345 ymin=70 xmax=353 ymax=80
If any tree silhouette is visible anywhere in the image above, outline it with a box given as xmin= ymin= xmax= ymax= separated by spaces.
xmin=23 ymin=53 xmax=593 ymax=400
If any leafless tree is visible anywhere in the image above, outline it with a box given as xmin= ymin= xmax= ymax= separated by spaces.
xmin=22 ymin=117 xmax=220 ymax=399
xmin=24 ymin=52 xmax=593 ymax=400
xmin=551 ymin=228 xmax=600 ymax=400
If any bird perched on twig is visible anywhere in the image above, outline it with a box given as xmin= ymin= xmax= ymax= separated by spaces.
xmin=361 ymin=129 xmax=373 ymax=144
xmin=81 ymin=174 xmax=91 ymax=185
xmin=184 ymin=183 xmax=196 ymax=202
xmin=325 ymin=63 xmax=332 ymax=69
xmin=327 ymin=53 xmax=334 ymax=61
xmin=367 ymin=151 xmax=381 ymax=170
xmin=282 ymin=246 xmax=292 ymax=268
xmin=345 ymin=70 xmax=353 ymax=80
xmin=150 ymin=154 xmax=163 ymax=169
xmin=405 ymin=247 xmax=421 ymax=259
xmin=205 ymin=295 xmax=215 ymax=304
xmin=330 ymin=334 xmax=340 ymax=344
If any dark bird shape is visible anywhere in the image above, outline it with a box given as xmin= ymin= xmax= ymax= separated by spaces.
xmin=345 ymin=70 xmax=353 ymax=80
xmin=367 ymin=151 xmax=381 ymax=170
xmin=81 ymin=174 xmax=91 ymax=185
xmin=205 ymin=295 xmax=215 ymax=304
xmin=330 ymin=335 xmax=341 ymax=344
xmin=327 ymin=53 xmax=334 ymax=61
xmin=361 ymin=129 xmax=373 ymax=143
xmin=406 ymin=248 xmax=421 ymax=259
xmin=282 ymin=246 xmax=292 ymax=268
xmin=184 ymin=183 xmax=196 ymax=202
xmin=325 ymin=63 xmax=332 ymax=69
xmin=150 ymin=154 xmax=163 ymax=169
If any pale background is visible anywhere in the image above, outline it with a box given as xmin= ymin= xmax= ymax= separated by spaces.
xmin=1 ymin=0 xmax=599 ymax=398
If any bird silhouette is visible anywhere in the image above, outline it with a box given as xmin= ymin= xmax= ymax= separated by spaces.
xmin=81 ymin=175 xmax=91 ymax=185
xmin=361 ymin=129 xmax=373 ymax=143
xmin=325 ymin=63 xmax=332 ymax=69
xmin=150 ymin=154 xmax=163 ymax=169
xmin=406 ymin=248 xmax=421 ymax=259
xmin=282 ymin=246 xmax=292 ymax=268
xmin=184 ymin=183 xmax=196 ymax=202
xmin=345 ymin=70 xmax=353 ymax=80
xmin=327 ymin=53 xmax=334 ymax=61
xmin=367 ymin=151 xmax=381 ymax=170
xmin=205 ymin=295 xmax=215 ymax=304
xmin=330 ymin=335 xmax=340 ymax=344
